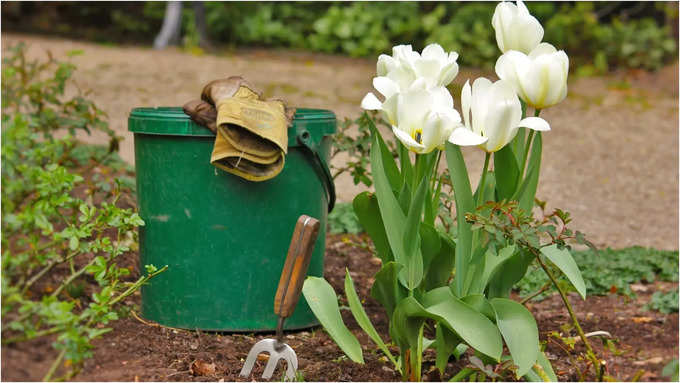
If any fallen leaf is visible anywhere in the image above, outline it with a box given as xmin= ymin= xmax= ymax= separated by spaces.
xmin=633 ymin=357 xmax=664 ymax=366
xmin=257 ymin=353 xmax=270 ymax=362
xmin=632 ymin=316 xmax=653 ymax=323
xmin=190 ymin=359 xmax=216 ymax=376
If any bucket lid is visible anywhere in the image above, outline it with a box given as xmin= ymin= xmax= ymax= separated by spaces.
xmin=128 ymin=107 xmax=336 ymax=143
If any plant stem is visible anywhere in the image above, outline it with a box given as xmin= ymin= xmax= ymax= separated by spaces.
xmin=22 ymin=250 xmax=79 ymax=294
xmin=51 ymin=256 xmax=99 ymax=298
xmin=449 ymin=367 xmax=474 ymax=381
xmin=476 ymin=153 xmax=491 ymax=208
xmin=518 ymin=108 xmax=541 ymax=180
xmin=413 ymin=153 xmax=420 ymax=197
xmin=43 ymin=348 xmax=67 ymax=382
xmin=413 ymin=325 xmax=423 ymax=382
xmin=2 ymin=325 xmax=62 ymax=344
xmin=520 ymin=281 xmax=553 ymax=305
xmin=108 ymin=265 xmax=168 ymax=307
xmin=535 ymin=252 xmax=601 ymax=372
xmin=430 ymin=151 xmax=442 ymax=191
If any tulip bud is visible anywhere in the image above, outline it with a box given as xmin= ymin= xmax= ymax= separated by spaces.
xmin=492 ymin=0 xmax=544 ymax=54
xmin=495 ymin=43 xmax=569 ymax=109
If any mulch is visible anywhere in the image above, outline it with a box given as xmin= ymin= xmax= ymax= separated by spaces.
xmin=2 ymin=234 xmax=677 ymax=382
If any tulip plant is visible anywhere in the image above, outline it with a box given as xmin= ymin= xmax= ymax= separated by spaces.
xmin=303 ymin=1 xmax=592 ymax=381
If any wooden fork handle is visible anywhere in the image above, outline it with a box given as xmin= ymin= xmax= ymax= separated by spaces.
xmin=274 ymin=215 xmax=321 ymax=318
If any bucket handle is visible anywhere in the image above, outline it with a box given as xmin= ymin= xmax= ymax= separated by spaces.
xmin=296 ymin=129 xmax=336 ymax=212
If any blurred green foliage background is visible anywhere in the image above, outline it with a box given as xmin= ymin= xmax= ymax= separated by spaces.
xmin=2 ymin=1 xmax=677 ymax=72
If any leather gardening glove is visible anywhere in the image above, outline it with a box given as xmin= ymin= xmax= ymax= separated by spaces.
xmin=200 ymin=76 xmax=293 ymax=181
xmin=183 ymin=99 xmax=217 ymax=133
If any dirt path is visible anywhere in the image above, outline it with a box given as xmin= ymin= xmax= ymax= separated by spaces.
xmin=2 ymin=33 xmax=678 ymax=250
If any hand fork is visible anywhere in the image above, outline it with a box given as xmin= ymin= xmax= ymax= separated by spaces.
xmin=240 ymin=215 xmax=320 ymax=381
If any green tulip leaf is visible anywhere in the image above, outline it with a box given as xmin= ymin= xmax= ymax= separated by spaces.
xmin=302 ymin=277 xmax=364 ymax=363
xmin=371 ymin=135 xmax=408 ymax=271
xmin=490 ymin=298 xmax=539 ymax=377
xmin=398 ymin=141 xmax=414 ymax=190
xmin=401 ymin=176 xmax=429 ymax=290
xmin=422 ymin=230 xmax=454 ymax=291
xmin=398 ymin=180 xmax=412 ymax=214
xmin=494 ymin=144 xmax=520 ymax=201
xmin=461 ymin=294 xmax=495 ymax=321
xmin=471 ymin=245 xmax=516 ymax=294
xmin=427 ymin=296 xmax=503 ymax=361
xmin=370 ymin=262 xmax=407 ymax=321
xmin=344 ymin=269 xmax=397 ymax=367
xmin=419 ymin=286 xmax=503 ymax=360
xmin=353 ymin=192 xmax=392 ymax=263
xmin=516 ymin=132 xmax=542 ymax=213
xmin=541 ymin=244 xmax=587 ymax=300
xmin=445 ymin=142 xmax=475 ymax=297
xmin=366 ymin=115 xmax=401 ymax=193
xmin=435 ymin=323 xmax=463 ymax=373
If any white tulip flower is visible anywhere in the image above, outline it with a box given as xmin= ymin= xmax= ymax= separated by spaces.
xmin=363 ymin=82 xmax=466 ymax=154
xmin=448 ymin=78 xmax=550 ymax=153
xmin=375 ymin=43 xmax=459 ymax=90
xmin=495 ymin=42 xmax=569 ymax=109
xmin=492 ymin=0 xmax=544 ymax=54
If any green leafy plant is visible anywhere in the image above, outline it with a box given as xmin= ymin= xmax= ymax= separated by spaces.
xmin=304 ymin=114 xmax=562 ymax=380
xmin=300 ymin=2 xmax=607 ymax=376
xmin=1 ymin=43 xmax=165 ymax=381
xmin=1 ymin=43 xmax=119 ymax=148
xmin=309 ymin=2 xmax=420 ymax=57
xmin=330 ymin=114 xmax=376 ymax=188
xmin=327 ymin=202 xmax=363 ymax=235
xmin=644 ymin=288 xmax=679 ymax=314
xmin=517 ymin=246 xmax=679 ymax=300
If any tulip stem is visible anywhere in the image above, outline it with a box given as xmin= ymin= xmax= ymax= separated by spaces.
xmin=476 ymin=153 xmax=491 ymax=208
xmin=430 ymin=151 xmax=442 ymax=191
xmin=519 ymin=108 xmax=541 ymax=180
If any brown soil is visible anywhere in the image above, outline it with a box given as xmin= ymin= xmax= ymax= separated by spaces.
xmin=1 ymin=33 xmax=678 ymax=251
xmin=2 ymin=234 xmax=677 ymax=382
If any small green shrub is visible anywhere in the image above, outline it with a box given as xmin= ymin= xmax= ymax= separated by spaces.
xmin=423 ymin=3 xmax=498 ymax=69
xmin=309 ymin=2 xmax=420 ymax=57
xmin=5 ymin=3 xmax=676 ymax=71
xmin=1 ymin=43 xmax=164 ymax=381
xmin=327 ymin=203 xmax=363 ymax=234
xmin=594 ymin=17 xmax=678 ymax=71
xmin=644 ymin=288 xmax=679 ymax=314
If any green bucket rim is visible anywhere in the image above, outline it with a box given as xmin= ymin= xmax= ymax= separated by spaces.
xmin=128 ymin=107 xmax=336 ymax=139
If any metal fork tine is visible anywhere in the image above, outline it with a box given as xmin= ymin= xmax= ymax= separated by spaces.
xmin=283 ymin=354 xmax=298 ymax=381
xmin=239 ymin=339 xmax=274 ymax=378
xmin=261 ymin=353 xmax=281 ymax=379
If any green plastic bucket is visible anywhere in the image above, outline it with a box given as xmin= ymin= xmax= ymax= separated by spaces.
xmin=128 ymin=107 xmax=336 ymax=331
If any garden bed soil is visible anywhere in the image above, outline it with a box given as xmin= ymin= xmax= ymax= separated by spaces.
xmin=2 ymin=234 xmax=677 ymax=382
